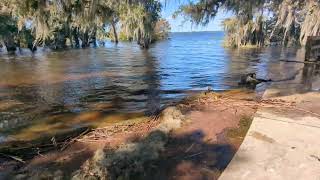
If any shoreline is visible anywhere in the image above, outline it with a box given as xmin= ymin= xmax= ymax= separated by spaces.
xmin=219 ymin=91 xmax=320 ymax=179
xmin=1 ymin=89 xmax=262 ymax=179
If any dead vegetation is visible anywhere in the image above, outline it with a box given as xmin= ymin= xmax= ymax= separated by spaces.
xmin=2 ymin=89 xmax=312 ymax=179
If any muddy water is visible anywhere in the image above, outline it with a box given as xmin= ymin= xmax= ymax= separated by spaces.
xmin=0 ymin=32 xmax=318 ymax=142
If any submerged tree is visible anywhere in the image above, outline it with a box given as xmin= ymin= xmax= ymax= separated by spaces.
xmin=0 ymin=14 xmax=18 ymax=53
xmin=0 ymin=0 xmax=164 ymax=52
xmin=120 ymin=0 xmax=161 ymax=48
xmin=222 ymin=15 xmax=266 ymax=47
xmin=177 ymin=0 xmax=320 ymax=48
xmin=153 ymin=18 xmax=171 ymax=41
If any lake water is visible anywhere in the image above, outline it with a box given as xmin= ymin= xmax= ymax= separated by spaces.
xmin=0 ymin=32 xmax=314 ymax=141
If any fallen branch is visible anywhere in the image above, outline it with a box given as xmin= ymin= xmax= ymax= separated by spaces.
xmin=0 ymin=153 xmax=25 ymax=163
xmin=185 ymin=143 xmax=195 ymax=153
xmin=185 ymin=151 xmax=205 ymax=159
xmin=61 ymin=128 xmax=90 ymax=151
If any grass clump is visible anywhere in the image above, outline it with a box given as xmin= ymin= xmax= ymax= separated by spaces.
xmin=226 ymin=116 xmax=253 ymax=139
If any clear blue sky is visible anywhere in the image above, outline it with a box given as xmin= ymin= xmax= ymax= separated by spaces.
xmin=160 ymin=0 xmax=233 ymax=32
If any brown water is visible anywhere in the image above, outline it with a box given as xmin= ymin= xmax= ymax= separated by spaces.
xmin=0 ymin=32 xmax=318 ymax=142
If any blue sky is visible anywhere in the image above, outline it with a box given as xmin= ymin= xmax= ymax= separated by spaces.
xmin=160 ymin=0 xmax=233 ymax=32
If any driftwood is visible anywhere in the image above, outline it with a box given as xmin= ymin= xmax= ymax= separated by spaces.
xmin=0 ymin=127 xmax=90 ymax=160
xmin=239 ymin=73 xmax=272 ymax=89
xmin=0 ymin=152 xmax=25 ymax=163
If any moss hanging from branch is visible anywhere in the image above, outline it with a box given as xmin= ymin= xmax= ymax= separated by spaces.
xmin=299 ymin=0 xmax=320 ymax=46
xmin=222 ymin=15 xmax=266 ymax=47
xmin=177 ymin=0 xmax=320 ymax=47
xmin=0 ymin=0 xmax=163 ymax=50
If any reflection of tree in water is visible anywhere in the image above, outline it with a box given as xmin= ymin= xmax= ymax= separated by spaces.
xmin=223 ymin=48 xmax=266 ymax=88
xmin=74 ymin=50 xmax=161 ymax=115
xmin=0 ymin=48 xmax=160 ymax=138
xmin=224 ymin=48 xmax=319 ymax=91
xmin=0 ymin=85 xmax=50 ymax=132
xmin=301 ymin=63 xmax=320 ymax=91
xmin=141 ymin=50 xmax=161 ymax=115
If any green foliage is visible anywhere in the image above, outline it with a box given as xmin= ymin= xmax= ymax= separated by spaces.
xmin=18 ymin=27 xmax=35 ymax=48
xmin=0 ymin=0 xmax=163 ymax=51
xmin=119 ymin=0 xmax=162 ymax=48
xmin=119 ymin=31 xmax=132 ymax=41
xmin=0 ymin=14 xmax=18 ymax=37
xmin=222 ymin=15 xmax=265 ymax=47
xmin=226 ymin=115 xmax=253 ymax=139
xmin=177 ymin=0 xmax=320 ymax=48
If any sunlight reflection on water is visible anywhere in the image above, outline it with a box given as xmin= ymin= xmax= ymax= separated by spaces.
xmin=0 ymin=32 xmax=314 ymax=141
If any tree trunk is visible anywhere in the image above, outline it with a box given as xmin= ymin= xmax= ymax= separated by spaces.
xmin=69 ymin=32 xmax=74 ymax=48
xmin=27 ymin=43 xmax=37 ymax=52
xmin=138 ymin=38 xmax=150 ymax=49
xmin=137 ymin=30 xmax=149 ymax=49
xmin=4 ymin=35 xmax=17 ymax=54
xmin=111 ymin=21 xmax=118 ymax=44
xmin=54 ymin=33 xmax=67 ymax=50
xmin=73 ymin=28 xmax=80 ymax=48
xmin=81 ymin=31 xmax=90 ymax=48
xmin=90 ymin=28 xmax=97 ymax=47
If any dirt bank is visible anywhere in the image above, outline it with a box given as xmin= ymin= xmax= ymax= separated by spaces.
xmin=1 ymin=90 xmax=261 ymax=180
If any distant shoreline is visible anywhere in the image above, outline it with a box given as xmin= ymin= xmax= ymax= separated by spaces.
xmin=170 ymin=31 xmax=224 ymax=33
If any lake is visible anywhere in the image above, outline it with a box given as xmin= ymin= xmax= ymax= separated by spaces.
xmin=0 ymin=31 xmax=310 ymax=142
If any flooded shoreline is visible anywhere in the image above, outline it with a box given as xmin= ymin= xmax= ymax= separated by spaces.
xmin=1 ymin=48 xmax=319 ymax=178
xmin=0 ymin=32 xmax=276 ymax=142
xmin=0 ymin=89 xmax=260 ymax=179
xmin=1 ymin=32 xmax=318 ymax=145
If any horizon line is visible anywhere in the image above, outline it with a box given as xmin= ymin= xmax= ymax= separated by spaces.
xmin=170 ymin=30 xmax=224 ymax=33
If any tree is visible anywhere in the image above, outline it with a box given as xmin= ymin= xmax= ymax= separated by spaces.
xmin=176 ymin=0 xmax=320 ymax=47
xmin=0 ymin=0 xmax=163 ymax=52
xmin=0 ymin=14 xmax=18 ymax=53
xmin=119 ymin=0 xmax=161 ymax=48
xmin=153 ymin=18 xmax=171 ymax=41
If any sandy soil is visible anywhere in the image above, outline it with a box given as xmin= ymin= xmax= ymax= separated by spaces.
xmin=0 ymin=90 xmax=260 ymax=179
xmin=153 ymin=90 xmax=258 ymax=180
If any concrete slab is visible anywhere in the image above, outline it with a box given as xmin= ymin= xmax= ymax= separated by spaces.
xmin=219 ymin=52 xmax=320 ymax=180
xmin=220 ymin=83 xmax=320 ymax=179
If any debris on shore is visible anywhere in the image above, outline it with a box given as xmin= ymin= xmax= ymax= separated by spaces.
xmin=70 ymin=90 xmax=260 ymax=180
xmin=72 ymin=106 xmax=184 ymax=180
xmin=2 ymin=89 xmax=299 ymax=179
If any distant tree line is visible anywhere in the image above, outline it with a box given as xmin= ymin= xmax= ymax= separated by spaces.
xmin=0 ymin=0 xmax=171 ymax=53
xmin=176 ymin=0 xmax=320 ymax=48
